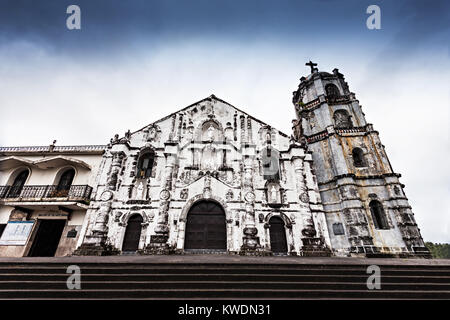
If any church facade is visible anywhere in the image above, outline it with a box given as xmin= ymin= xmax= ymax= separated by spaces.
xmin=0 ymin=65 xmax=429 ymax=257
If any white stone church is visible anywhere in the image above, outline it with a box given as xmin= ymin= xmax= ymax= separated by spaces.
xmin=0 ymin=64 xmax=429 ymax=258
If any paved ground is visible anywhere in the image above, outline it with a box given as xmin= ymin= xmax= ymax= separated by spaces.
xmin=0 ymin=254 xmax=449 ymax=265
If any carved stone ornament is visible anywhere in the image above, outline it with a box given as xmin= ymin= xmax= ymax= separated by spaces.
xmin=180 ymin=188 xmax=189 ymax=200
xmin=159 ymin=189 xmax=171 ymax=201
xmin=299 ymin=192 xmax=309 ymax=203
xmin=244 ymin=192 xmax=255 ymax=203
xmin=114 ymin=211 xmax=123 ymax=222
xmin=100 ymin=190 xmax=113 ymax=201
xmin=258 ymin=213 xmax=264 ymax=223
xmin=225 ymin=189 xmax=234 ymax=200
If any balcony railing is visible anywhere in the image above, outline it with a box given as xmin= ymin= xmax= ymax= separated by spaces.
xmin=0 ymin=185 xmax=92 ymax=202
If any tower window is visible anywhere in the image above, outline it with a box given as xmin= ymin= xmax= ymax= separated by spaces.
xmin=333 ymin=109 xmax=353 ymax=129
xmin=325 ymin=83 xmax=340 ymax=98
xmin=352 ymin=148 xmax=366 ymax=167
xmin=137 ymin=151 xmax=155 ymax=179
xmin=369 ymin=200 xmax=389 ymax=230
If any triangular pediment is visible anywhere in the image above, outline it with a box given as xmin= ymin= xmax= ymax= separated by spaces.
xmin=133 ymin=94 xmax=289 ymax=138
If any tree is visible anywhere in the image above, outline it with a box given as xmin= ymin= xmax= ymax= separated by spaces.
xmin=425 ymin=242 xmax=450 ymax=259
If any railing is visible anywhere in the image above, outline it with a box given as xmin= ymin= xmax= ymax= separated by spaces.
xmin=335 ymin=126 xmax=367 ymax=134
xmin=0 ymin=185 xmax=92 ymax=202
xmin=326 ymin=94 xmax=351 ymax=105
xmin=0 ymin=145 xmax=106 ymax=153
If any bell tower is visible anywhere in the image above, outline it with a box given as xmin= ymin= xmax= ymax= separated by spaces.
xmin=291 ymin=62 xmax=429 ymax=257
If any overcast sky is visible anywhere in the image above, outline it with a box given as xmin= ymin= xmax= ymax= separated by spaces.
xmin=0 ymin=0 xmax=448 ymax=242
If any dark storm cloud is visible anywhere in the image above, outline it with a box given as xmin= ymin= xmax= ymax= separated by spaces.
xmin=0 ymin=0 xmax=375 ymax=52
xmin=368 ymin=0 xmax=450 ymax=73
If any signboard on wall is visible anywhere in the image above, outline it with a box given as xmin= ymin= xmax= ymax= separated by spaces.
xmin=0 ymin=221 xmax=35 ymax=246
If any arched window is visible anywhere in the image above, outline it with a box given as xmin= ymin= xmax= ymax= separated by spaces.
xmin=333 ymin=109 xmax=352 ymax=128
xmin=137 ymin=151 xmax=155 ymax=179
xmin=325 ymin=83 xmax=340 ymax=98
xmin=352 ymin=148 xmax=366 ymax=167
xmin=369 ymin=200 xmax=389 ymax=229
xmin=57 ymin=169 xmax=75 ymax=191
xmin=8 ymin=169 xmax=29 ymax=197
xmin=261 ymin=147 xmax=280 ymax=181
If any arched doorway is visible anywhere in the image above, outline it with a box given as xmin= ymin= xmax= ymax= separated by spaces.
xmin=122 ymin=214 xmax=143 ymax=252
xmin=184 ymin=200 xmax=226 ymax=251
xmin=269 ymin=216 xmax=288 ymax=254
xmin=56 ymin=168 xmax=75 ymax=196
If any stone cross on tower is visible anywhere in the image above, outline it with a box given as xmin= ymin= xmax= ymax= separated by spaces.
xmin=305 ymin=60 xmax=318 ymax=73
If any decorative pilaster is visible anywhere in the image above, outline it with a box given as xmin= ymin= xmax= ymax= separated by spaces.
xmin=240 ymin=146 xmax=263 ymax=255
xmin=291 ymin=148 xmax=331 ymax=257
xmin=73 ymin=151 xmax=124 ymax=256
xmin=144 ymin=142 xmax=177 ymax=254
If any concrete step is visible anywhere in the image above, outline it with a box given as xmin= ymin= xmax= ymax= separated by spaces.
xmin=1 ymin=288 xmax=449 ymax=299
xmin=0 ymin=266 xmax=448 ymax=276
xmin=1 ymin=280 xmax=450 ymax=291
xmin=0 ymin=257 xmax=449 ymax=299
xmin=0 ymin=273 xmax=449 ymax=283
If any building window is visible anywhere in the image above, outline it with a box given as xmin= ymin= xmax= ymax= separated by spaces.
xmin=369 ymin=200 xmax=389 ymax=229
xmin=9 ymin=169 xmax=29 ymax=197
xmin=137 ymin=151 xmax=155 ymax=179
xmin=325 ymin=83 xmax=340 ymax=98
xmin=332 ymin=222 xmax=345 ymax=235
xmin=352 ymin=148 xmax=366 ymax=167
xmin=333 ymin=109 xmax=353 ymax=129
xmin=261 ymin=147 xmax=280 ymax=181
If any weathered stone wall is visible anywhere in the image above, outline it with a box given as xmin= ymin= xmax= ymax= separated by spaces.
xmin=292 ymin=68 xmax=428 ymax=257
xmin=77 ymin=96 xmax=331 ymax=255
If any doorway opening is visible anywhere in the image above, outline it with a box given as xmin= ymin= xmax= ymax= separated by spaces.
xmin=28 ymin=219 xmax=66 ymax=257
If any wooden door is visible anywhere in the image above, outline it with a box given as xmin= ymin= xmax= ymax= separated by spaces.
xmin=122 ymin=214 xmax=143 ymax=252
xmin=184 ymin=201 xmax=226 ymax=250
xmin=269 ymin=216 xmax=287 ymax=253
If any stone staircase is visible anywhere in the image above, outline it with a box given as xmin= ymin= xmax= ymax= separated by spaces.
xmin=0 ymin=255 xmax=449 ymax=299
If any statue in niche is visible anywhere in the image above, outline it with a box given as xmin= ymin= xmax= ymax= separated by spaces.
xmin=266 ymin=131 xmax=271 ymax=143
xmin=207 ymin=125 xmax=215 ymax=141
xmin=136 ymin=181 xmax=145 ymax=200
xmin=270 ymin=186 xmax=278 ymax=202
xmin=267 ymin=183 xmax=281 ymax=204
xmin=148 ymin=127 xmax=157 ymax=141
